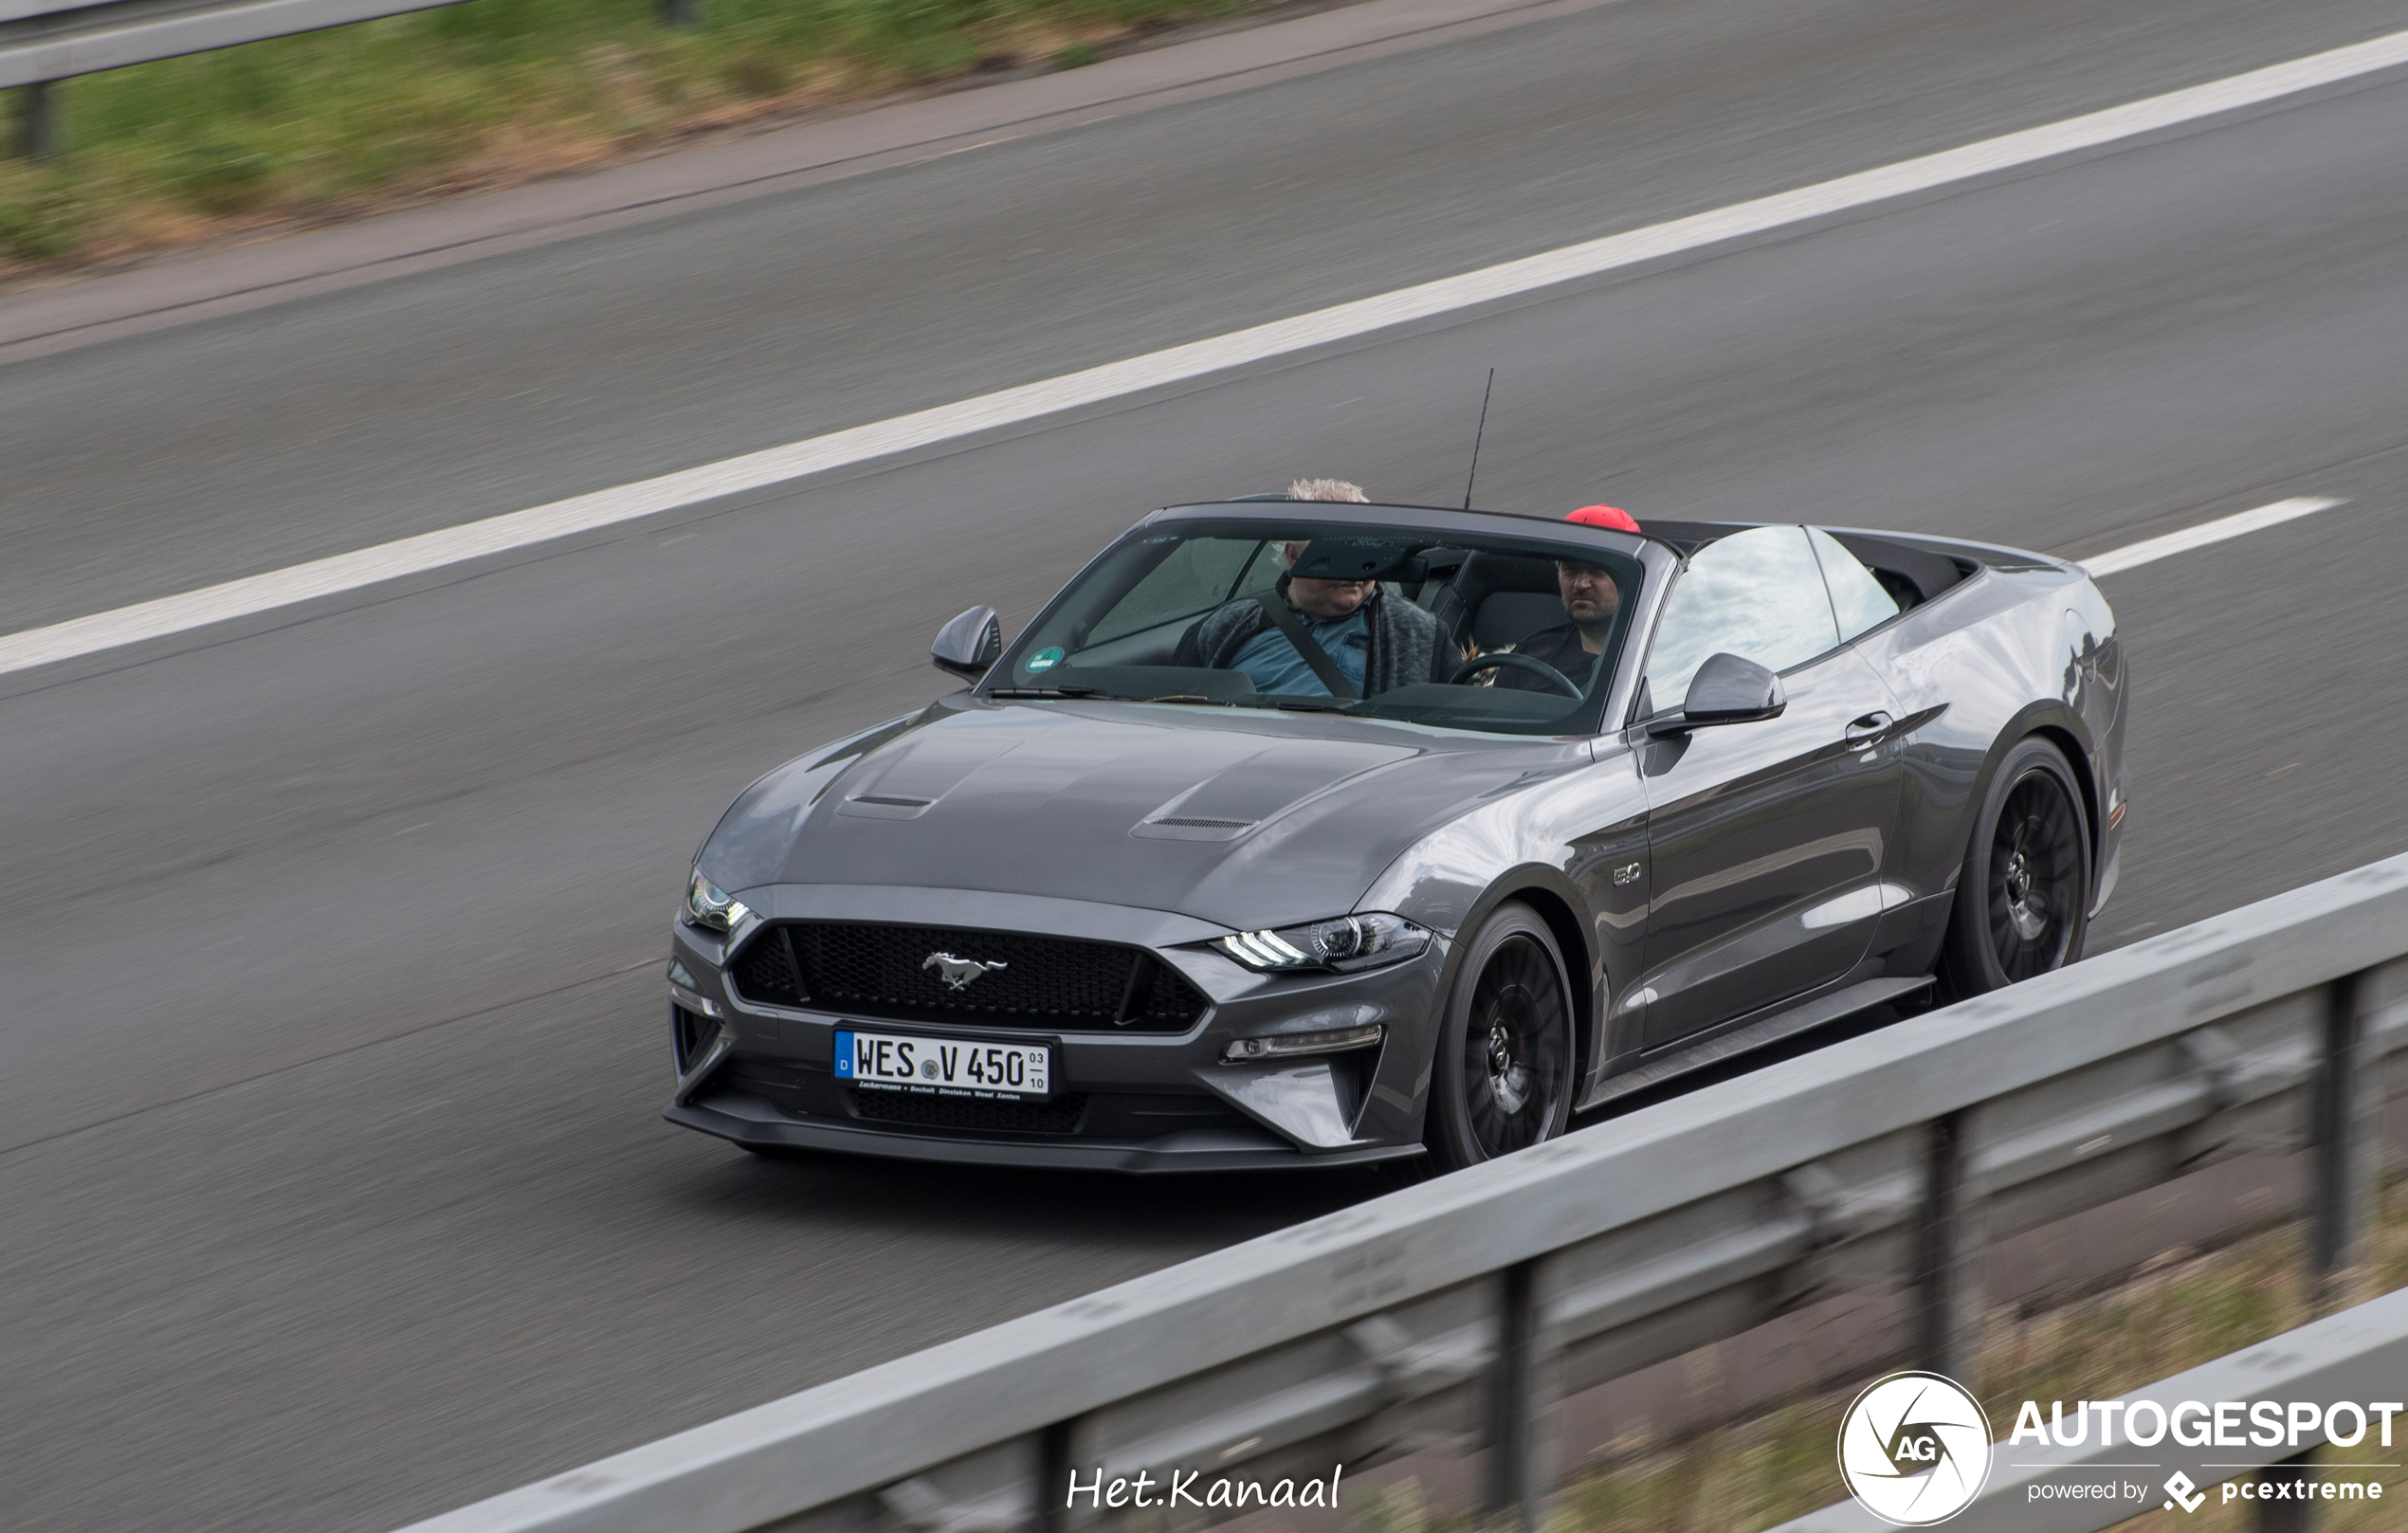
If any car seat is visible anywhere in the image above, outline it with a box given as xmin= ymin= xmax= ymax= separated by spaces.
xmin=1427 ymin=552 xmax=1568 ymax=653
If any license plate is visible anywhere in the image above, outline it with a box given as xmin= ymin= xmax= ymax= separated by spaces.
xmin=834 ymin=1029 xmax=1053 ymax=1099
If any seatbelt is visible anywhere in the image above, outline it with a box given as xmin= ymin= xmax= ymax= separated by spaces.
xmin=1253 ymin=595 xmax=1359 ymax=700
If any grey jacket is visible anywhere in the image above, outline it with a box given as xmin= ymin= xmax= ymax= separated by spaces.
xmin=1174 ymin=582 xmax=1455 ymax=697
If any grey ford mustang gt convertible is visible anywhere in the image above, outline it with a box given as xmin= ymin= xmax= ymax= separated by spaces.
xmin=663 ymin=500 xmax=2125 ymax=1173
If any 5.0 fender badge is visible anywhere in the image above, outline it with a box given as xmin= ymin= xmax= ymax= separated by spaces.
xmin=923 ymin=952 xmax=1009 ymax=990
xmin=1614 ymin=862 xmax=1643 ymax=886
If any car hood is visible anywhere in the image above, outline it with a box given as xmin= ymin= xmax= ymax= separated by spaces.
xmin=702 ymin=698 xmax=1582 ymax=931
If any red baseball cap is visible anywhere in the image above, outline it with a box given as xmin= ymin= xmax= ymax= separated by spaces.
xmin=1566 ymin=504 xmax=1639 ymax=532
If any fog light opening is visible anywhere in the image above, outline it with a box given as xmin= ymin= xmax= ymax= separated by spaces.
xmin=1222 ymin=1023 xmax=1385 ymax=1063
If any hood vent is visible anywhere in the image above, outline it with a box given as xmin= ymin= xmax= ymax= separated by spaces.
xmin=837 ymin=793 xmax=936 ymax=820
xmin=1132 ymin=814 xmax=1258 ymax=843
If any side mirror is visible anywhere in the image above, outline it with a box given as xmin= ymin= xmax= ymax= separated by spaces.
xmin=931 ymin=606 xmax=1004 ymax=681
xmin=1648 ymin=651 xmax=1785 ymax=735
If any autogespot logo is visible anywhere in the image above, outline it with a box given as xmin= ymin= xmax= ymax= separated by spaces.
xmin=1838 ymin=1372 xmax=1994 ymax=1525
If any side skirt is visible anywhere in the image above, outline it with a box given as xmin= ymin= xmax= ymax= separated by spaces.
xmin=1580 ymin=975 xmax=1933 ymax=1109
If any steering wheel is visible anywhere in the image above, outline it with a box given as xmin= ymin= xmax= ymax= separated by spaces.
xmin=1450 ymin=651 xmax=1583 ymax=698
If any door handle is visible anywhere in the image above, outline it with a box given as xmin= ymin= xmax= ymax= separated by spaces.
xmin=1844 ymin=711 xmax=1894 ymax=747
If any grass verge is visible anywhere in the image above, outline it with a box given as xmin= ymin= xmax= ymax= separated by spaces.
xmin=0 ymin=0 xmax=1263 ymax=277
xmin=1347 ymin=1177 xmax=2408 ymax=1533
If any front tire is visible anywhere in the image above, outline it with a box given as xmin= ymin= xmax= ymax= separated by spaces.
xmin=1939 ymin=737 xmax=2092 ymax=997
xmin=1426 ymin=902 xmax=1577 ymax=1173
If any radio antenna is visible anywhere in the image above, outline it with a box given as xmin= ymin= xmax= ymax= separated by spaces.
xmin=1461 ymin=368 xmax=1495 ymax=510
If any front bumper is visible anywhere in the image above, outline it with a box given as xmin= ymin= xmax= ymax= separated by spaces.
xmin=663 ymin=1097 xmax=1425 ymax=1173
xmin=662 ymin=885 xmax=1449 ymax=1172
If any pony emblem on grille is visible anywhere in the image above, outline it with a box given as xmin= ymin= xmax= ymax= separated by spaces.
xmin=922 ymin=952 xmax=1009 ymax=990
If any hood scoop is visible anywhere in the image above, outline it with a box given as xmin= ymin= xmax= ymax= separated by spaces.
xmin=1126 ymin=739 xmax=1413 ymax=842
xmin=1132 ymin=814 xmax=1258 ymax=843
xmin=837 ymin=793 xmax=936 ymax=821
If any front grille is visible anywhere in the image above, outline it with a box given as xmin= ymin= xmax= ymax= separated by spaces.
xmin=848 ymin=1087 xmax=1088 ymax=1135
xmin=736 ymin=935 xmax=800 ymax=1004
xmin=732 ymin=922 xmax=1208 ymax=1031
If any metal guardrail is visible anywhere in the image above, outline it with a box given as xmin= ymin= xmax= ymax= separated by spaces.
xmin=397 ymin=851 xmax=2408 ymax=1533
xmin=2 ymin=0 xmax=699 ymax=157
xmin=2 ymin=0 xmax=467 ymax=91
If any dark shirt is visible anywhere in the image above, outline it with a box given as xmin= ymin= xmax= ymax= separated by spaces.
xmin=1492 ymin=623 xmax=1603 ymax=693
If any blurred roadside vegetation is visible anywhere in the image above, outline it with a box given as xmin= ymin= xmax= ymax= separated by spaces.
xmin=0 ymin=0 xmax=1254 ymax=273
xmin=1343 ymin=1175 xmax=2408 ymax=1533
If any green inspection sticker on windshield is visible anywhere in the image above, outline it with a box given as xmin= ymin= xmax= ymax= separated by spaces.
xmin=1026 ymin=647 xmax=1065 ymax=674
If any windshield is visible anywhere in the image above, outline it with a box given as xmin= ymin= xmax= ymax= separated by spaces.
xmin=983 ymin=518 xmax=1643 ymax=737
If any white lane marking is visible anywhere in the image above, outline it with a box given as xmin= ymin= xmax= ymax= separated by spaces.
xmin=8 ymin=32 xmax=2408 ymax=681
xmin=2081 ymin=497 xmax=2344 ymax=576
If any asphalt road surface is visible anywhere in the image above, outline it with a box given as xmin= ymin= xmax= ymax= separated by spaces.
xmin=7 ymin=0 xmax=2408 ymax=1528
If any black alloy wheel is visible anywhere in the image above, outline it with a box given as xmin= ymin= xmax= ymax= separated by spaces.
xmin=1427 ymin=902 xmax=1576 ymax=1172
xmin=1941 ymin=737 xmax=2091 ymax=997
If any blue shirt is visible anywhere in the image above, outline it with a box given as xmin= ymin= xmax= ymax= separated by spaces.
xmin=1230 ymin=607 xmax=1372 ymax=697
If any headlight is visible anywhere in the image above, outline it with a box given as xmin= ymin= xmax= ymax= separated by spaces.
xmin=1218 ymin=913 xmax=1430 ymax=973
xmin=684 ymin=870 xmax=752 ymax=933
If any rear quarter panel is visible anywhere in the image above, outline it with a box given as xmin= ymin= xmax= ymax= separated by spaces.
xmin=1851 ymin=551 xmax=2121 ymax=905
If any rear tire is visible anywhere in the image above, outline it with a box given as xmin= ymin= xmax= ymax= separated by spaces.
xmin=1939 ymin=736 xmax=2092 ymax=998
xmin=1425 ymin=902 xmax=1577 ymax=1174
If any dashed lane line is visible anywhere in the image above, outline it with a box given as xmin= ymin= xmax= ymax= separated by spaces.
xmin=2080 ymin=498 xmax=2345 ymax=577
xmin=5 ymin=28 xmax=2407 ymax=679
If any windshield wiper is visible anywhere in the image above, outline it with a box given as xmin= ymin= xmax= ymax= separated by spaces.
xmin=987 ymin=685 xmax=1108 ymax=699
xmin=1250 ymin=696 xmax=1353 ymax=713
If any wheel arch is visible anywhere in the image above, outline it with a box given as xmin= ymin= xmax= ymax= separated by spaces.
xmin=1957 ymin=703 xmax=2100 ymax=893
xmin=2030 ymin=721 xmax=2102 ymax=873
xmin=1438 ymin=868 xmax=1600 ymax=1093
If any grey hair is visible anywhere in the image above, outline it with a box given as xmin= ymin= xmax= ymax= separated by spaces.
xmin=1287 ymin=478 xmax=1369 ymax=502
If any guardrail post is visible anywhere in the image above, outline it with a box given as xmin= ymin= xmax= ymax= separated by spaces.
xmin=1034 ymin=1419 xmax=1071 ymax=1533
xmin=13 ymin=79 xmax=62 ymax=160
xmin=1485 ymin=1257 xmax=1557 ymax=1533
xmin=1910 ymin=1110 xmax=1980 ymax=1381
xmin=2308 ymin=969 xmax=2374 ymax=1314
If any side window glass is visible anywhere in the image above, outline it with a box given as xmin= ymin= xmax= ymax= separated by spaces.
xmin=1643 ymin=525 xmax=1841 ymax=713
xmin=1086 ymin=538 xmax=1263 ymax=645
xmin=1809 ymin=527 xmax=1902 ymax=642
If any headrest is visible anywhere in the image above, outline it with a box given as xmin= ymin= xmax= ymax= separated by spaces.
xmin=1289 ymin=538 xmax=1414 ymax=582
xmin=1451 ymin=550 xmax=1560 ymax=601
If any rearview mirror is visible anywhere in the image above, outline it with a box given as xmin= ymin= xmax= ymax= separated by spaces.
xmin=931 ymin=606 xmax=1003 ymax=681
xmin=1648 ymin=651 xmax=1785 ymax=735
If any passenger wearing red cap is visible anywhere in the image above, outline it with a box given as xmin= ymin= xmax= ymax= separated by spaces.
xmin=1488 ymin=505 xmax=1635 ymax=694
xmin=1565 ymin=503 xmax=1639 ymax=532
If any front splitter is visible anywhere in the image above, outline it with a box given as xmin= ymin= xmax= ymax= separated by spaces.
xmin=665 ymin=1094 xmax=1425 ymax=1174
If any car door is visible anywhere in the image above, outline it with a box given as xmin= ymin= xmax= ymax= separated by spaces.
xmin=1629 ymin=526 xmax=1905 ymax=1048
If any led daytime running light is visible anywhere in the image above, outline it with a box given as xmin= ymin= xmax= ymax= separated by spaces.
xmin=1226 ymin=929 xmax=1309 ymax=967
xmin=1216 ymin=913 xmax=1430 ymax=973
